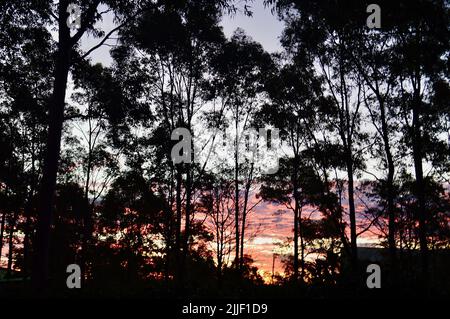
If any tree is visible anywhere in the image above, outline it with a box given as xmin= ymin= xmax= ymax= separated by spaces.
xmin=209 ymin=29 xmax=272 ymax=269
xmin=113 ymin=0 xmax=246 ymax=290
xmin=23 ymin=0 xmax=144 ymax=292
xmin=388 ymin=0 xmax=449 ymax=281
xmin=258 ymin=55 xmax=323 ymax=282
xmin=348 ymin=22 xmax=400 ymax=267
xmin=200 ymin=174 xmax=235 ymax=283
xmin=270 ymin=0 xmax=370 ymax=272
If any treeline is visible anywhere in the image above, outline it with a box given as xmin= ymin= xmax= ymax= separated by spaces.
xmin=0 ymin=0 xmax=449 ymax=297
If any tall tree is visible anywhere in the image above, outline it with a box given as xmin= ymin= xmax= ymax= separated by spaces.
xmin=209 ymin=29 xmax=272 ymax=269
xmin=114 ymin=0 xmax=244 ymax=289
xmin=349 ymin=23 xmax=400 ymax=267
xmin=259 ymin=56 xmax=323 ymax=282
xmin=271 ymin=0 xmax=369 ymax=270
xmin=389 ymin=0 xmax=449 ymax=281
xmin=25 ymin=0 xmax=143 ymax=292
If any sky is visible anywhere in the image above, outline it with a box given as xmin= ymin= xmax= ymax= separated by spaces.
xmin=80 ymin=1 xmax=284 ymax=66
xmin=221 ymin=1 xmax=284 ymax=53
xmin=223 ymin=190 xmax=381 ymax=280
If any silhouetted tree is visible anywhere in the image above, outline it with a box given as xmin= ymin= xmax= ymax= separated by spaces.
xmin=209 ymin=29 xmax=273 ymax=270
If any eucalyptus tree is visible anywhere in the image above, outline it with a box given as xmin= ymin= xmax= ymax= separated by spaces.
xmin=257 ymin=55 xmax=319 ymax=282
xmin=346 ymin=1 xmax=450 ymax=278
xmin=208 ymin=29 xmax=273 ymax=270
xmin=268 ymin=0 xmax=371 ymax=270
xmin=0 ymin=1 xmax=53 ymax=276
xmin=387 ymin=0 xmax=449 ymax=278
xmin=267 ymin=0 xmax=449 ymax=286
xmin=340 ymin=9 xmax=402 ymax=268
xmin=0 ymin=0 xmax=148 ymax=291
xmin=198 ymin=172 xmax=235 ymax=283
xmin=68 ymin=61 xmax=125 ymax=285
xmin=113 ymin=0 xmax=247 ymax=288
xmin=258 ymin=51 xmax=351 ymax=282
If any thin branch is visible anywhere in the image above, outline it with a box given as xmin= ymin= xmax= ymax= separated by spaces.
xmin=79 ymin=22 xmax=126 ymax=61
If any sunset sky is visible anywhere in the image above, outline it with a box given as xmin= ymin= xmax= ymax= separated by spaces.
xmin=224 ymin=191 xmax=382 ymax=278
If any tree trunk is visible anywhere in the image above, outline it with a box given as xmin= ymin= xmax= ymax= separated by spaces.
xmin=23 ymin=204 xmax=32 ymax=276
xmin=182 ymin=163 xmax=192 ymax=285
xmin=175 ymin=167 xmax=183 ymax=290
xmin=412 ymin=94 xmax=428 ymax=281
xmin=318 ymin=154 xmax=352 ymax=257
xmin=165 ymin=168 xmax=175 ymax=287
xmin=234 ymin=132 xmax=240 ymax=268
xmin=23 ymin=139 xmax=36 ymax=277
xmin=32 ymin=1 xmax=71 ymax=292
xmin=81 ymin=204 xmax=92 ymax=285
xmin=239 ymin=164 xmax=253 ymax=269
xmin=380 ymin=98 xmax=397 ymax=266
xmin=239 ymin=197 xmax=247 ymax=269
xmin=81 ymin=131 xmax=93 ymax=287
xmin=293 ymin=200 xmax=299 ymax=282
xmin=292 ymin=156 xmax=300 ymax=281
xmin=0 ymin=212 xmax=6 ymax=266
xmin=346 ymin=153 xmax=358 ymax=268
xmin=7 ymin=211 xmax=17 ymax=277
xmin=371 ymin=94 xmax=397 ymax=266
xmin=337 ymin=53 xmax=358 ymax=270
xmin=164 ymin=202 xmax=172 ymax=287
xmin=299 ymin=208 xmax=305 ymax=283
